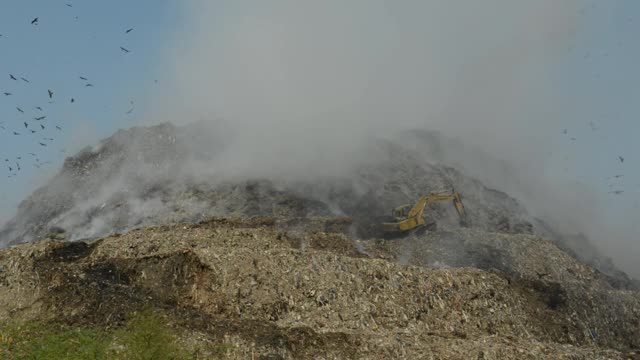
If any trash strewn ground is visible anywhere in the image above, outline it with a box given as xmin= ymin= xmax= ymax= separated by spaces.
xmin=1 ymin=217 xmax=638 ymax=359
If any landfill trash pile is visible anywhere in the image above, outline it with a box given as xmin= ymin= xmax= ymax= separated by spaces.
xmin=0 ymin=218 xmax=638 ymax=359
xmin=0 ymin=122 xmax=632 ymax=289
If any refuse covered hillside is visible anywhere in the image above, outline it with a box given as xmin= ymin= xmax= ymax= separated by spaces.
xmin=0 ymin=123 xmax=638 ymax=358
xmin=0 ymin=122 xmax=633 ymax=290
xmin=0 ymin=218 xmax=639 ymax=359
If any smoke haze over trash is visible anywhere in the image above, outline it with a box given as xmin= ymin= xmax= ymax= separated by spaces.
xmin=1 ymin=1 xmax=638 ymax=278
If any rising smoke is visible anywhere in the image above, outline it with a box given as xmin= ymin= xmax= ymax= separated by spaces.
xmin=144 ymin=1 xmax=638 ymax=277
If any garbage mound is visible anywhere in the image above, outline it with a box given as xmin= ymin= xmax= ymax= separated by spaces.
xmin=0 ymin=218 xmax=637 ymax=358
xmin=1 ymin=122 xmax=630 ymax=290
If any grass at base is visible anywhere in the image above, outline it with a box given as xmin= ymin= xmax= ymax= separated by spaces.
xmin=0 ymin=308 xmax=230 ymax=360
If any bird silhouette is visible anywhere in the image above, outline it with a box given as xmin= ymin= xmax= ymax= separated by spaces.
xmin=35 ymin=106 xmax=43 ymax=111
xmin=40 ymin=124 xmax=45 ymax=130
xmin=39 ymin=142 xmax=47 ymax=146
xmin=13 ymin=131 xmax=20 ymax=135
xmin=9 ymin=74 xmax=17 ymax=80
xmin=79 ymin=76 xmax=88 ymax=80
xmin=3 ymin=92 xmax=11 ymax=96
xmin=31 ymin=17 xmax=38 ymax=25
xmin=30 ymin=129 xmax=36 ymax=133
xmin=16 ymin=107 xmax=24 ymax=113
xmin=34 ymin=116 xmax=46 ymax=120
xmin=48 ymin=89 xmax=53 ymax=98
xmin=125 ymin=28 xmax=134 ymax=33
xmin=619 ymin=156 xmax=624 ymax=163
xmin=85 ymin=83 xmax=94 ymax=87
xmin=120 ymin=46 xmax=130 ymax=53
xmin=70 ymin=98 xmax=75 ymax=103
xmin=23 ymin=122 xmax=28 ymax=128
xmin=55 ymin=126 xmax=62 ymax=130
xmin=20 ymin=77 xmax=29 ymax=83
xmin=126 ymin=108 xmax=134 ymax=114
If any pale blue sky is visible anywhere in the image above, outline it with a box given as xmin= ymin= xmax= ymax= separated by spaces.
xmin=0 ymin=0 xmax=180 ymax=216
xmin=0 ymin=1 xmax=638 ymax=256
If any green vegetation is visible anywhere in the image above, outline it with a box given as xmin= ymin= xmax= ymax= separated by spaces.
xmin=0 ymin=309 xmax=228 ymax=360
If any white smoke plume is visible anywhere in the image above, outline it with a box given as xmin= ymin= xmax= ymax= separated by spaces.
xmin=142 ymin=1 xmax=638 ymax=277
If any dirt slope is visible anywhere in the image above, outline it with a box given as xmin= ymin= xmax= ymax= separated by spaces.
xmin=1 ymin=217 xmax=638 ymax=359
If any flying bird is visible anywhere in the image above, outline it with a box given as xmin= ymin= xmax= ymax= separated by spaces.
xmin=48 ymin=89 xmax=53 ymax=98
xmin=23 ymin=122 xmax=28 ymax=128
xmin=30 ymin=129 xmax=36 ymax=133
xmin=70 ymin=98 xmax=74 ymax=103
xmin=20 ymin=77 xmax=29 ymax=83
xmin=39 ymin=142 xmax=47 ymax=146
xmin=119 ymin=46 xmax=130 ymax=53
xmin=66 ymin=3 xmax=72 ymax=7
xmin=28 ymin=153 xmax=36 ymax=156
xmin=85 ymin=83 xmax=94 ymax=87
xmin=16 ymin=107 xmax=24 ymax=113
xmin=13 ymin=131 xmax=20 ymax=135
xmin=55 ymin=126 xmax=62 ymax=130
xmin=3 ymin=92 xmax=11 ymax=96
xmin=31 ymin=17 xmax=38 ymax=25
xmin=609 ymin=190 xmax=624 ymax=195
xmin=126 ymin=108 xmax=134 ymax=114
xmin=34 ymin=116 xmax=46 ymax=120
xmin=9 ymin=74 xmax=17 ymax=80
xmin=35 ymin=106 xmax=43 ymax=111
xmin=79 ymin=76 xmax=88 ymax=80
xmin=619 ymin=156 xmax=624 ymax=163
xmin=40 ymin=124 xmax=45 ymax=130
xmin=125 ymin=28 xmax=134 ymax=33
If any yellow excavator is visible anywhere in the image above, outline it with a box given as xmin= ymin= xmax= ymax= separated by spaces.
xmin=382 ymin=190 xmax=467 ymax=234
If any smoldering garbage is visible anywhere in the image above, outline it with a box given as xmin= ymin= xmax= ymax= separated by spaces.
xmin=0 ymin=122 xmax=638 ymax=358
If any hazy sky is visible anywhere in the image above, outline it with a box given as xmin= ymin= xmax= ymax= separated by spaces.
xmin=0 ymin=1 xmax=638 ymax=274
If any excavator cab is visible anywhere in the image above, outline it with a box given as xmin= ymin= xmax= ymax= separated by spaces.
xmin=383 ymin=190 xmax=467 ymax=234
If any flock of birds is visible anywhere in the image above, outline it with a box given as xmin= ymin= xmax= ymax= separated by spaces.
xmin=561 ymin=126 xmax=628 ymax=196
xmin=1 ymin=7 xmax=138 ymax=179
